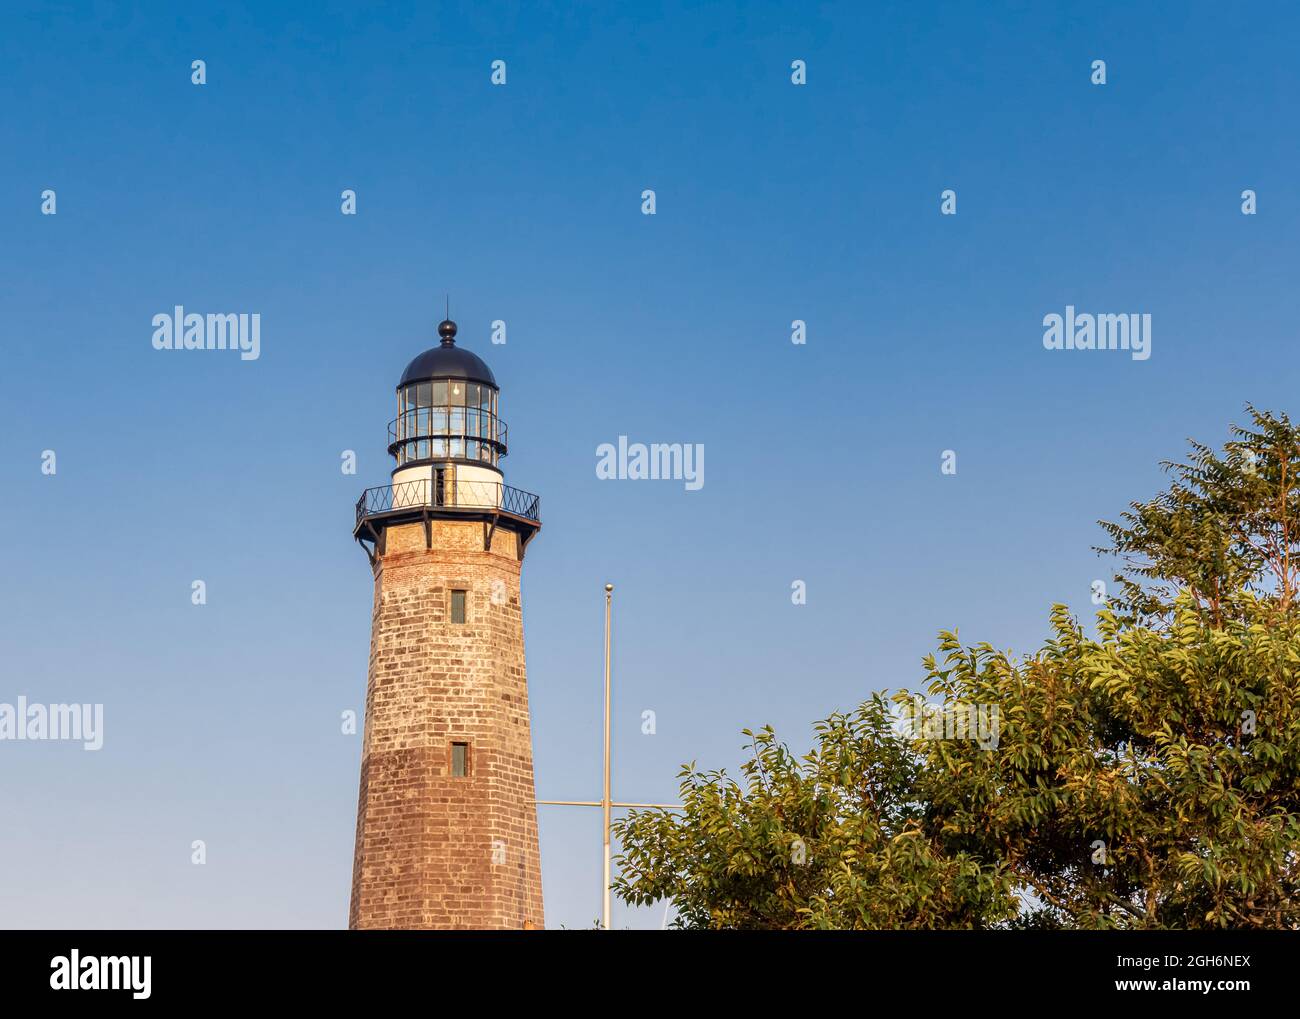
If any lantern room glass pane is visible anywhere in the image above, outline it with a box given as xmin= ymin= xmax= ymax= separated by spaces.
xmin=389 ymin=379 xmax=505 ymax=464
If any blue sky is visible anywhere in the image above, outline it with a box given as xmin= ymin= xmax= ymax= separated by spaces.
xmin=1 ymin=0 xmax=1297 ymax=929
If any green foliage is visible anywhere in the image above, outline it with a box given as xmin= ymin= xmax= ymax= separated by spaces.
xmin=614 ymin=408 xmax=1300 ymax=929
xmin=613 ymin=698 xmax=1016 ymax=929
xmin=1097 ymin=405 xmax=1300 ymax=624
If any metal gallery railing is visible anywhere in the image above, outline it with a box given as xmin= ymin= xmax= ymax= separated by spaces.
xmin=386 ymin=411 xmax=509 ymax=463
xmin=355 ymin=478 xmax=541 ymax=526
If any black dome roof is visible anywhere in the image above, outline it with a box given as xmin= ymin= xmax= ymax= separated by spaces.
xmin=397 ymin=319 xmax=498 ymax=389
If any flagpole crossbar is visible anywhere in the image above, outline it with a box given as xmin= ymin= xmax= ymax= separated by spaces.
xmin=538 ymin=800 xmax=682 ymax=809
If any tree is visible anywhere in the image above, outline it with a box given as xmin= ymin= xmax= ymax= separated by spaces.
xmin=1097 ymin=405 xmax=1300 ymax=625
xmin=613 ymin=698 xmax=1017 ymax=929
xmin=614 ymin=408 xmax=1300 ymax=928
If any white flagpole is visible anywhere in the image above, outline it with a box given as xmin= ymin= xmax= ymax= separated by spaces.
xmin=535 ymin=583 xmax=682 ymax=930
xmin=602 ymin=582 xmax=613 ymax=929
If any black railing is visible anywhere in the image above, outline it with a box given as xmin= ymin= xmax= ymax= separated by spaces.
xmin=387 ymin=412 xmax=509 ymax=464
xmin=355 ymin=478 xmax=541 ymax=526
xmin=500 ymin=484 xmax=542 ymax=520
xmin=388 ymin=412 xmax=508 ymax=446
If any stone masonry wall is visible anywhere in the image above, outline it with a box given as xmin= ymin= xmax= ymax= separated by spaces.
xmin=349 ymin=519 xmax=544 ymax=929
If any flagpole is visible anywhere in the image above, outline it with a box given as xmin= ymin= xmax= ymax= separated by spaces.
xmin=602 ymin=582 xmax=613 ymax=930
xmin=535 ymin=582 xmax=683 ymax=930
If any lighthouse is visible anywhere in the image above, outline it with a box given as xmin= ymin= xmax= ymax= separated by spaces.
xmin=349 ymin=317 xmax=544 ymax=929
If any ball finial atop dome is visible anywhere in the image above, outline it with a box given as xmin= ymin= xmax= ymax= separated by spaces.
xmin=437 ymin=318 xmax=457 ymax=346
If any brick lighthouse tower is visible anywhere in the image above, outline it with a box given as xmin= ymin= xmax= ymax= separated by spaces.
xmin=349 ymin=316 xmax=544 ymax=929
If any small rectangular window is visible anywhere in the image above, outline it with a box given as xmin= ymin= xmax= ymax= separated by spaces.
xmin=450 ymin=589 xmax=467 ymax=623
xmin=451 ymin=742 xmax=469 ymax=777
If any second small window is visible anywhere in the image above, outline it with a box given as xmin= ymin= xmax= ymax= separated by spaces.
xmin=450 ymin=589 xmax=467 ymax=624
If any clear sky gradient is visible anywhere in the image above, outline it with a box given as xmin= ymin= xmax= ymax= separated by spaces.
xmin=2 ymin=1 xmax=1297 ymax=929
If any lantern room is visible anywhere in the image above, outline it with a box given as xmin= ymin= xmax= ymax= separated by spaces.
xmin=389 ymin=318 xmax=506 ymax=469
